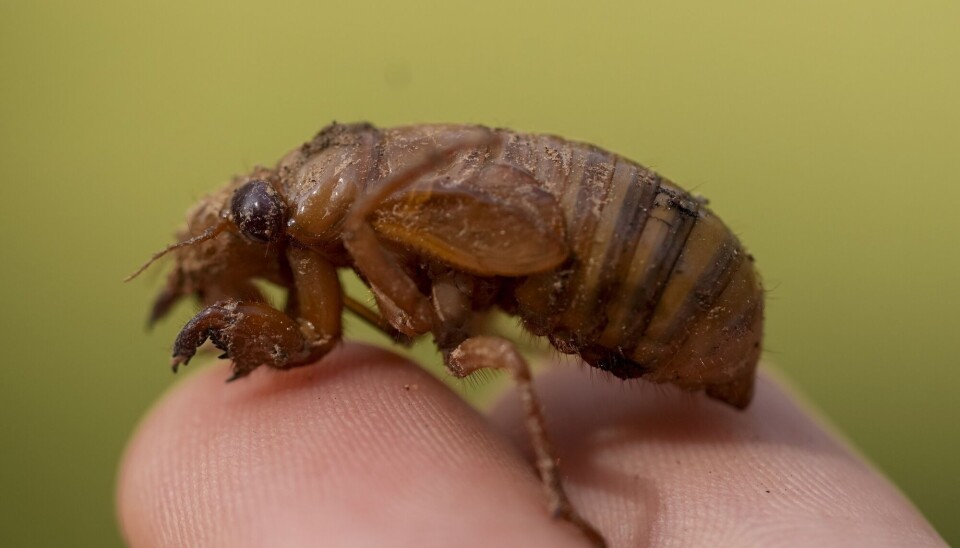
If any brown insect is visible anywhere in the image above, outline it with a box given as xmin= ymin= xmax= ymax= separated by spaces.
xmin=131 ymin=122 xmax=764 ymax=547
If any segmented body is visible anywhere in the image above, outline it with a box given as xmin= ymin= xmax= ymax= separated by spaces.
xmin=497 ymin=131 xmax=763 ymax=407
xmin=143 ymin=122 xmax=766 ymax=547
xmin=272 ymin=123 xmax=763 ymax=407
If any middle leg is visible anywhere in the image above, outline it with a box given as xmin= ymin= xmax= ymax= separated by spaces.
xmin=341 ymin=132 xmax=496 ymax=336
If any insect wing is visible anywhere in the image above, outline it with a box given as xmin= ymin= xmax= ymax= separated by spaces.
xmin=372 ymin=163 xmax=569 ymax=276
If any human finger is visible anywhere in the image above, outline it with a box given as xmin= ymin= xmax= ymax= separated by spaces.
xmin=117 ymin=344 xmax=590 ymax=548
xmin=489 ymin=366 xmax=945 ymax=547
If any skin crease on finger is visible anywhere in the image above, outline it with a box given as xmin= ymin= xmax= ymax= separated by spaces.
xmin=118 ymin=344 xmax=946 ymax=548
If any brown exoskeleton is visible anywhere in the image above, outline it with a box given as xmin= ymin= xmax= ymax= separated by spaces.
xmin=131 ymin=122 xmax=764 ymax=547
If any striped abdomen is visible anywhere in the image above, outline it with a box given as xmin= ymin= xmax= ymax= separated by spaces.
xmin=501 ymin=132 xmax=764 ymax=407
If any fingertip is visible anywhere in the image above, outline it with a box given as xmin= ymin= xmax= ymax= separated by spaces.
xmin=118 ymin=344 xmax=588 ymax=547
xmin=117 ymin=344 xmax=416 ymax=547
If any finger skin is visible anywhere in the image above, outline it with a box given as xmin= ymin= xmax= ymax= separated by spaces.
xmin=490 ymin=366 xmax=947 ymax=548
xmin=117 ymin=345 xmax=587 ymax=548
xmin=119 ymin=346 xmax=946 ymax=548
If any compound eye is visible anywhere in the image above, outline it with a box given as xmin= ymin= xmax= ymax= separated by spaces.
xmin=230 ymin=180 xmax=287 ymax=243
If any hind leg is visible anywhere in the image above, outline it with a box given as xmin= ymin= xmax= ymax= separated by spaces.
xmin=445 ymin=336 xmax=607 ymax=548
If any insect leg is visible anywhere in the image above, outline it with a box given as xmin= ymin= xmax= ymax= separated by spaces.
xmin=445 ymin=336 xmax=607 ymax=548
xmin=341 ymin=133 xmax=495 ymax=336
xmin=171 ymin=245 xmax=343 ymax=380
xmin=341 ymin=220 xmax=435 ymax=336
xmin=343 ymin=294 xmax=413 ymax=346
xmin=283 ymin=244 xmax=343 ymax=356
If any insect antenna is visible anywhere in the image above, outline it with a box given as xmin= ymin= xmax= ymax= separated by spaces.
xmin=124 ymin=221 xmax=229 ymax=282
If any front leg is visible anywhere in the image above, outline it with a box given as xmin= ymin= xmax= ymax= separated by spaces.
xmin=172 ymin=300 xmax=309 ymax=381
xmin=172 ymin=245 xmax=343 ymax=381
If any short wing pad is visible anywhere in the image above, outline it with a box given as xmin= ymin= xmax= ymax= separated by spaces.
xmin=372 ymin=164 xmax=569 ymax=276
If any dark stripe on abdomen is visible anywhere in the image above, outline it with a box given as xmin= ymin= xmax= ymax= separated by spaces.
xmin=556 ymin=157 xmax=645 ymax=337
xmin=589 ymin=167 xmax=661 ymax=333
xmin=627 ymin=209 xmax=745 ymax=364
xmin=599 ymin=183 xmax=700 ymax=351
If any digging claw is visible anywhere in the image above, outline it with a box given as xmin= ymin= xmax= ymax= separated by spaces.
xmin=168 ymin=302 xmax=238 ymax=374
xmin=167 ymin=300 xmax=315 ymax=380
xmin=224 ymin=369 xmax=252 ymax=383
xmin=171 ymin=354 xmax=191 ymax=373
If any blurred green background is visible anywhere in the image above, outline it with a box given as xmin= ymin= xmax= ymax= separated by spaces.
xmin=2 ymin=0 xmax=958 ymax=545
